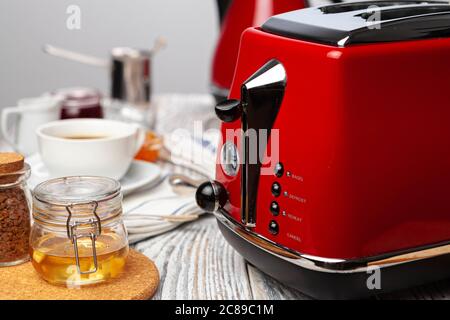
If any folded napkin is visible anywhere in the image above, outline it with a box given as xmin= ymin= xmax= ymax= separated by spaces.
xmin=161 ymin=128 xmax=218 ymax=178
xmin=124 ymin=195 xmax=202 ymax=244
xmin=123 ymin=129 xmax=218 ymax=244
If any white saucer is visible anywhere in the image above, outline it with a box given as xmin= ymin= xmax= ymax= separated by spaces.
xmin=26 ymin=154 xmax=161 ymax=196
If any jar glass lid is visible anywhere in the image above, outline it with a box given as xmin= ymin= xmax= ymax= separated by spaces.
xmin=34 ymin=176 xmax=121 ymax=206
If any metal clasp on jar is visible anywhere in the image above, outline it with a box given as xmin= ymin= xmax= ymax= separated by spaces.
xmin=65 ymin=201 xmax=102 ymax=275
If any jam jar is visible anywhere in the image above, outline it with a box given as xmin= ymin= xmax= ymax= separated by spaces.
xmin=54 ymin=87 xmax=104 ymax=120
xmin=30 ymin=176 xmax=129 ymax=287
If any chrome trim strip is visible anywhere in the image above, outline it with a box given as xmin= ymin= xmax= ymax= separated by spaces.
xmin=215 ymin=209 xmax=450 ymax=274
xmin=211 ymin=182 xmax=221 ymax=213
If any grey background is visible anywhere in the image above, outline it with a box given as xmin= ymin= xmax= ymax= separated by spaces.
xmin=0 ymin=0 xmax=218 ymax=107
xmin=0 ymin=0 xmax=331 ymax=107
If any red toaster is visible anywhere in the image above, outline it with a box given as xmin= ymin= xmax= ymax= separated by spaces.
xmin=196 ymin=1 xmax=450 ymax=299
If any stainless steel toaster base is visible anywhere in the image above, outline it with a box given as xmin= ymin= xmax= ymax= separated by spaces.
xmin=216 ymin=213 xmax=450 ymax=299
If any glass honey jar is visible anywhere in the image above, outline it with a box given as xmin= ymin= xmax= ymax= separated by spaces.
xmin=30 ymin=176 xmax=129 ymax=287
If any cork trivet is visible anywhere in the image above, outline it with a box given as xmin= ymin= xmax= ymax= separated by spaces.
xmin=0 ymin=153 xmax=24 ymax=174
xmin=0 ymin=249 xmax=159 ymax=300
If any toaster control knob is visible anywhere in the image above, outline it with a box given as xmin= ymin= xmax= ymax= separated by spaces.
xmin=274 ymin=163 xmax=284 ymax=178
xmin=270 ymin=201 xmax=280 ymax=216
xmin=215 ymin=99 xmax=242 ymax=123
xmin=271 ymin=182 xmax=281 ymax=197
xmin=269 ymin=220 xmax=279 ymax=235
xmin=195 ymin=181 xmax=228 ymax=213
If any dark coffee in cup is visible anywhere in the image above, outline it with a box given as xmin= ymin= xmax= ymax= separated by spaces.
xmin=61 ymin=135 xmax=109 ymax=140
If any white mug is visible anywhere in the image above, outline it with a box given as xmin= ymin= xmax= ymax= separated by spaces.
xmin=1 ymin=96 xmax=62 ymax=155
xmin=36 ymin=119 xmax=145 ymax=180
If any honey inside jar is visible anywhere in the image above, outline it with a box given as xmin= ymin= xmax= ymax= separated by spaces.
xmin=31 ymin=176 xmax=130 ymax=288
xmin=31 ymin=230 xmax=128 ymax=287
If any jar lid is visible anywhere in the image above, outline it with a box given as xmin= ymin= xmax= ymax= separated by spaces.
xmin=53 ymin=87 xmax=102 ymax=108
xmin=0 ymin=153 xmax=24 ymax=174
xmin=0 ymin=153 xmax=30 ymax=186
xmin=54 ymin=87 xmax=101 ymax=99
xmin=34 ymin=176 xmax=121 ymax=206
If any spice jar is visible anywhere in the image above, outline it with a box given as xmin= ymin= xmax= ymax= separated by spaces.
xmin=31 ymin=176 xmax=129 ymax=287
xmin=0 ymin=153 xmax=31 ymax=267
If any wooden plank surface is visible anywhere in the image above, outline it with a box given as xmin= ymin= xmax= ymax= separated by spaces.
xmin=135 ymin=216 xmax=253 ymax=300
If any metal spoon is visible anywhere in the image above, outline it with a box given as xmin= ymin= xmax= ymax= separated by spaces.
xmin=125 ymin=213 xmax=200 ymax=223
xmin=43 ymin=36 xmax=167 ymax=67
xmin=168 ymin=174 xmax=203 ymax=196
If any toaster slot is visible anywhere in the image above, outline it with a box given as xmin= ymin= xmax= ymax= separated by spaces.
xmin=262 ymin=1 xmax=450 ymax=47
xmin=357 ymin=5 xmax=450 ymax=20
xmin=320 ymin=1 xmax=427 ymax=14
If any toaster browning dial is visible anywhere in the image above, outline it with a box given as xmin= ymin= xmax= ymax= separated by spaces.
xmin=220 ymin=142 xmax=239 ymax=177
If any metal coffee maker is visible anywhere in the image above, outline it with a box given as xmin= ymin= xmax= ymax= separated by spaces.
xmin=43 ymin=38 xmax=166 ymax=128
xmin=111 ymin=47 xmax=151 ymax=108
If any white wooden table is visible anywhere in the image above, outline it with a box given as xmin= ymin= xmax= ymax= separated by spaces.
xmin=134 ymin=94 xmax=450 ymax=300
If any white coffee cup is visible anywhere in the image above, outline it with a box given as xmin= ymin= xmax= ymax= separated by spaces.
xmin=1 ymin=96 xmax=62 ymax=155
xmin=36 ymin=119 xmax=146 ymax=180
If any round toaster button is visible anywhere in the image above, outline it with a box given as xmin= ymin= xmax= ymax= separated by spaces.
xmin=269 ymin=220 xmax=279 ymax=235
xmin=271 ymin=182 xmax=281 ymax=197
xmin=270 ymin=201 xmax=280 ymax=216
xmin=274 ymin=163 xmax=284 ymax=177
